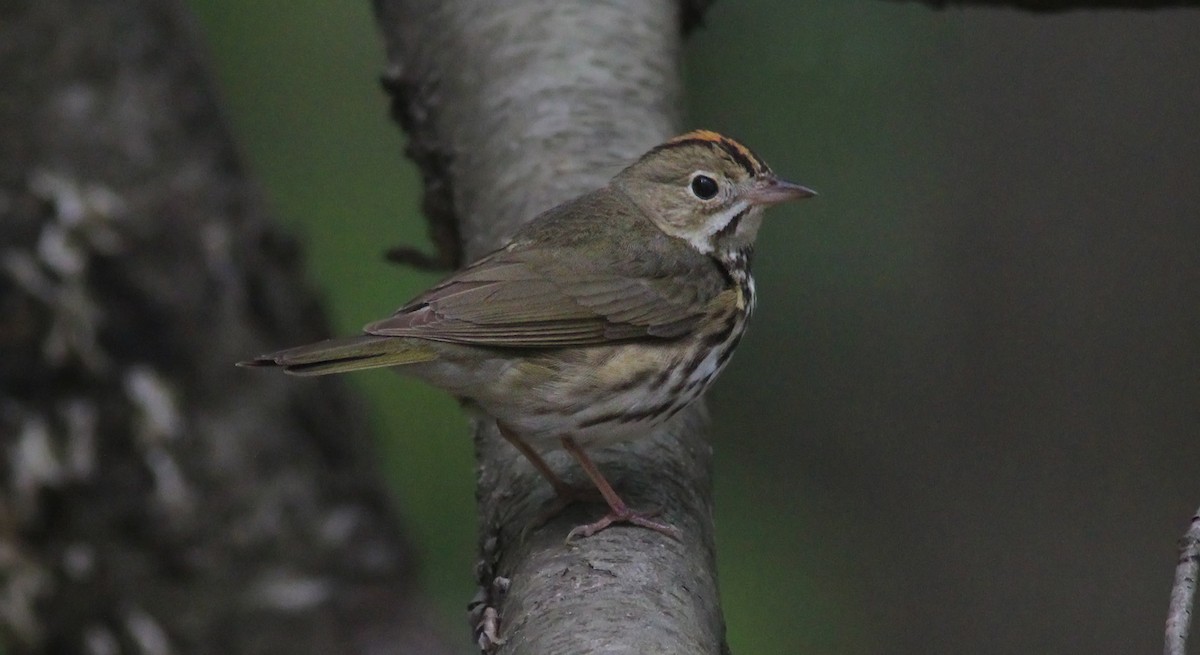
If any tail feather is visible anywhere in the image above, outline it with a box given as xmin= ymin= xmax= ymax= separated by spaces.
xmin=238 ymin=336 xmax=436 ymax=376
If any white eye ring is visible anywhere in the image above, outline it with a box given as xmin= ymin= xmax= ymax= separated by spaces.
xmin=689 ymin=172 xmax=721 ymax=200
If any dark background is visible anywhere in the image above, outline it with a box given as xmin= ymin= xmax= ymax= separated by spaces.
xmin=187 ymin=1 xmax=1200 ymax=652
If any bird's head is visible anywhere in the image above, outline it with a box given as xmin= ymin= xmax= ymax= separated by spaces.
xmin=614 ymin=130 xmax=815 ymax=256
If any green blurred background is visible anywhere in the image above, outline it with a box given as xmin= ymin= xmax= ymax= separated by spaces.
xmin=187 ymin=2 xmax=1200 ymax=653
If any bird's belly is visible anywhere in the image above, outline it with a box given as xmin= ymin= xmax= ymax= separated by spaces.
xmin=442 ymin=327 xmax=746 ymax=451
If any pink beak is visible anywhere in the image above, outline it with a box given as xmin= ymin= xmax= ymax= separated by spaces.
xmin=745 ymin=176 xmax=817 ymax=206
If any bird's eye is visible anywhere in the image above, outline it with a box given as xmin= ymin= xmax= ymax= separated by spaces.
xmin=690 ymin=174 xmax=720 ymax=200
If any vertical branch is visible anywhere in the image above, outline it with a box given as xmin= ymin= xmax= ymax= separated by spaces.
xmin=0 ymin=1 xmax=450 ymax=652
xmin=1166 ymin=509 xmax=1200 ymax=655
xmin=373 ymin=1 xmax=730 ymax=652
xmin=887 ymin=0 xmax=1197 ymax=10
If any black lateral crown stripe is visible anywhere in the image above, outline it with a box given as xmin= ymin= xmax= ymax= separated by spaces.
xmin=648 ymin=136 xmax=769 ymax=176
xmin=714 ymin=138 xmax=766 ymax=176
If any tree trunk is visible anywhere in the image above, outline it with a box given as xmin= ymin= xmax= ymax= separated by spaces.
xmin=0 ymin=1 xmax=452 ymax=652
xmin=890 ymin=0 xmax=1197 ymax=10
xmin=373 ymin=0 xmax=730 ymax=652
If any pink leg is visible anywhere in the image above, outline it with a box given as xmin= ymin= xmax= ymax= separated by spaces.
xmin=497 ymin=422 xmax=574 ymax=498
xmin=559 ymin=436 xmax=681 ymax=541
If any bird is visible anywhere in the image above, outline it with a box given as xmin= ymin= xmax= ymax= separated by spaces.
xmin=241 ymin=130 xmax=815 ymax=540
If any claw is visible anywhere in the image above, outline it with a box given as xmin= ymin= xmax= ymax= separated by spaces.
xmin=499 ymin=424 xmax=686 ymax=542
xmin=566 ymin=506 xmax=681 ymax=542
xmin=558 ymin=435 xmax=683 ymax=541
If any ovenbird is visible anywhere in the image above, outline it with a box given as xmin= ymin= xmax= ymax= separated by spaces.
xmin=242 ymin=130 xmax=814 ymax=539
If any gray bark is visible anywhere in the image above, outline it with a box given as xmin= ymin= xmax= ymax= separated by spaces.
xmin=0 ymin=1 xmax=451 ymax=653
xmin=890 ymin=0 xmax=1198 ymax=10
xmin=373 ymin=1 xmax=729 ymax=652
xmin=1166 ymin=509 xmax=1200 ymax=655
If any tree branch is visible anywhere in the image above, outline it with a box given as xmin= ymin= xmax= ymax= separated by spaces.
xmin=373 ymin=1 xmax=730 ymax=652
xmin=0 ymin=1 xmax=450 ymax=652
xmin=888 ymin=0 xmax=1198 ymax=11
xmin=1166 ymin=508 xmax=1200 ymax=655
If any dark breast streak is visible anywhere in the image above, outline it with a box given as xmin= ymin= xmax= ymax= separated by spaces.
xmin=571 ymin=249 xmax=754 ymax=432
xmin=661 ymin=248 xmax=755 ymax=414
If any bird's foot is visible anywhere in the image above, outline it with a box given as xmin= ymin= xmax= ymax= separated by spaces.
xmin=556 ymin=435 xmax=682 ymax=542
xmin=566 ymin=505 xmax=681 ymax=542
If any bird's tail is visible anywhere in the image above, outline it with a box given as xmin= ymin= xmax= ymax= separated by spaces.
xmin=238 ymin=336 xmax=436 ymax=376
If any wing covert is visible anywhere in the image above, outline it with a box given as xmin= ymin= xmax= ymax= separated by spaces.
xmin=363 ymin=250 xmax=722 ymax=347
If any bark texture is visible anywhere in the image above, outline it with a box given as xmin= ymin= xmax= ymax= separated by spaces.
xmin=891 ymin=0 xmax=1198 ymax=10
xmin=373 ymin=1 xmax=730 ymax=652
xmin=0 ymin=1 xmax=451 ymax=653
xmin=1166 ymin=509 xmax=1200 ymax=655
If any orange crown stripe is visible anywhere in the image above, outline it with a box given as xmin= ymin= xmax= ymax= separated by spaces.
xmin=668 ymin=129 xmax=728 ymax=144
xmin=664 ymin=130 xmax=768 ymax=176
